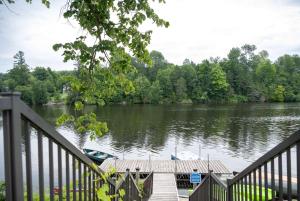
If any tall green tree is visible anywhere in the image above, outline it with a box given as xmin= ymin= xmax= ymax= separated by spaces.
xmin=6 ymin=51 xmax=31 ymax=89
xmin=207 ymin=63 xmax=229 ymax=100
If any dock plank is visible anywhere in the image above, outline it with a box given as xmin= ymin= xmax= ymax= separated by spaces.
xmin=100 ymin=160 xmax=230 ymax=174
xmin=149 ymin=173 xmax=179 ymax=201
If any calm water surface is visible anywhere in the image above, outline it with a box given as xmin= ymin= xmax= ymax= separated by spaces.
xmin=1 ymin=103 xmax=300 ymax=184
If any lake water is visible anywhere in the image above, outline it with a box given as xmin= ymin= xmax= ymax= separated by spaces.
xmin=1 ymin=103 xmax=300 ymax=185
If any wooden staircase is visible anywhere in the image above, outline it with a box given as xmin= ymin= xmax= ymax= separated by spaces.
xmin=148 ymin=173 xmax=179 ymax=201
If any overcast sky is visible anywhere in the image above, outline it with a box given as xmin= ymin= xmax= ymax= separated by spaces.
xmin=1 ymin=0 xmax=300 ymax=73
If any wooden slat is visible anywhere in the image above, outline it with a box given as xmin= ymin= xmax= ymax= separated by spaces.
xmin=148 ymin=173 xmax=178 ymax=201
xmin=100 ymin=160 xmax=230 ymax=174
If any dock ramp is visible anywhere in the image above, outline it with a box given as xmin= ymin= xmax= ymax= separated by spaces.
xmin=148 ymin=173 xmax=179 ymax=201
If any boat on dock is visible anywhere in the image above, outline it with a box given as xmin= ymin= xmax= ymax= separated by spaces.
xmin=83 ymin=148 xmax=117 ymax=165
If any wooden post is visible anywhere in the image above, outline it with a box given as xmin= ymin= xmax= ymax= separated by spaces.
xmin=227 ymin=179 xmax=233 ymax=201
xmin=125 ymin=168 xmax=130 ymax=201
xmin=208 ymin=170 xmax=213 ymax=201
xmin=135 ymin=167 xmax=140 ymax=185
xmin=2 ymin=92 xmax=24 ymax=201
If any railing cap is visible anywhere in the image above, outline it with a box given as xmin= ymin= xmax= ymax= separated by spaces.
xmin=0 ymin=92 xmax=21 ymax=97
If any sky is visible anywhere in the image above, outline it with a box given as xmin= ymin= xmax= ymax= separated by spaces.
xmin=1 ymin=0 xmax=300 ymax=73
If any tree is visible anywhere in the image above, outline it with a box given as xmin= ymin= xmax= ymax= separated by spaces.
xmin=146 ymin=50 xmax=168 ymax=81
xmin=13 ymin=51 xmax=26 ymax=66
xmin=256 ymin=59 xmax=276 ymax=86
xmin=32 ymin=81 xmax=49 ymax=105
xmin=33 ymin=67 xmax=50 ymax=81
xmin=148 ymin=80 xmax=162 ymax=104
xmin=3 ymin=0 xmax=169 ymax=138
xmin=272 ymin=85 xmax=285 ymax=102
xmin=7 ymin=51 xmax=31 ymax=89
xmin=133 ymin=76 xmax=151 ymax=103
xmin=222 ymin=47 xmax=253 ymax=97
xmin=207 ymin=63 xmax=229 ymax=100
xmin=174 ymin=77 xmax=187 ymax=101
xmin=15 ymin=85 xmax=33 ymax=105
xmin=156 ymin=67 xmax=175 ymax=102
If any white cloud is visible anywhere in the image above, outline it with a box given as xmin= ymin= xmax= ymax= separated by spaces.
xmin=1 ymin=0 xmax=300 ymax=72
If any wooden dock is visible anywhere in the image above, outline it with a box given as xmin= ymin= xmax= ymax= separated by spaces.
xmin=148 ymin=173 xmax=179 ymax=201
xmin=100 ymin=159 xmax=231 ymax=174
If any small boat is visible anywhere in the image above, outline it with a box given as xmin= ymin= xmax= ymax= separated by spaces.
xmin=83 ymin=148 xmax=117 ymax=165
xmin=171 ymin=151 xmax=199 ymax=160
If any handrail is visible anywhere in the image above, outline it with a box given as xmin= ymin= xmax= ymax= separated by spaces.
xmin=114 ymin=170 xmax=142 ymax=201
xmin=229 ymin=130 xmax=300 ymax=184
xmin=0 ymin=92 xmax=116 ymax=201
xmin=190 ymin=174 xmax=209 ymax=196
xmin=189 ymin=171 xmax=227 ymax=201
xmin=227 ymin=130 xmax=300 ymax=201
xmin=19 ymin=98 xmax=105 ymax=173
xmin=129 ymin=173 xmax=142 ymax=200
xmin=211 ymin=173 xmax=227 ymax=189
xmin=143 ymin=172 xmax=154 ymax=199
xmin=115 ymin=172 xmax=129 ymax=201
xmin=115 ymin=172 xmax=129 ymax=191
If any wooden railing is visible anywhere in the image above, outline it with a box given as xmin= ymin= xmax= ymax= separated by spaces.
xmin=189 ymin=130 xmax=300 ymax=201
xmin=115 ymin=169 xmax=143 ymax=201
xmin=0 ymin=92 xmax=150 ymax=201
xmin=227 ymin=130 xmax=300 ymax=201
xmin=142 ymin=172 xmax=154 ymax=199
xmin=189 ymin=171 xmax=227 ymax=201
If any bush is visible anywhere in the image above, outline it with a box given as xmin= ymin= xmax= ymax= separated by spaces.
xmin=32 ymin=81 xmax=49 ymax=105
xmin=15 ymin=85 xmax=33 ymax=105
xmin=0 ymin=181 xmax=5 ymax=201
xmin=228 ymin=95 xmax=248 ymax=103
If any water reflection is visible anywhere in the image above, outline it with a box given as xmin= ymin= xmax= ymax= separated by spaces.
xmin=3 ymin=103 xmax=300 ymax=172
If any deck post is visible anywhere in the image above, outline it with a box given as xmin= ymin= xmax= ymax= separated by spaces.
xmin=135 ymin=167 xmax=140 ymax=184
xmin=1 ymin=92 xmax=24 ymax=201
xmin=208 ymin=170 xmax=212 ymax=201
xmin=227 ymin=179 xmax=233 ymax=201
xmin=125 ymin=168 xmax=130 ymax=201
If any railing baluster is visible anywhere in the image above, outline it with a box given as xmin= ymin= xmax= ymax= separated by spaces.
xmin=93 ymin=172 xmax=96 ymax=201
xmin=73 ymin=156 xmax=77 ymax=201
xmin=24 ymin=121 xmax=32 ymax=201
xmin=38 ymin=130 xmax=44 ymax=201
xmin=241 ymin=177 xmax=244 ymax=201
xmin=249 ymin=173 xmax=252 ymax=201
xmin=237 ymin=180 xmax=240 ymax=201
xmin=253 ymin=169 xmax=257 ymax=201
xmin=66 ymin=151 xmax=70 ymax=201
xmin=49 ymin=139 xmax=54 ymax=201
xmin=278 ymin=154 xmax=283 ymax=201
xmin=258 ymin=166 xmax=262 ymax=201
xmin=79 ymin=161 xmax=82 ymax=201
xmin=287 ymin=148 xmax=292 ymax=201
xmin=297 ymin=142 xmax=300 ymax=201
xmin=58 ymin=146 xmax=63 ymax=201
xmin=88 ymin=168 xmax=92 ymax=201
xmin=271 ymin=158 xmax=275 ymax=201
xmin=244 ymin=175 xmax=248 ymax=201
xmin=264 ymin=163 xmax=268 ymax=201
xmin=84 ymin=165 xmax=87 ymax=201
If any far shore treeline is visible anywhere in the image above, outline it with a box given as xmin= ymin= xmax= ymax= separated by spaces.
xmin=1 ymin=44 xmax=300 ymax=105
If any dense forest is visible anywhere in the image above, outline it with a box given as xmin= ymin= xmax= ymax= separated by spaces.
xmin=0 ymin=51 xmax=70 ymax=105
xmin=1 ymin=44 xmax=300 ymax=105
